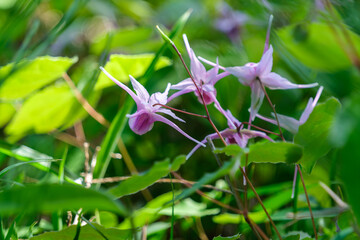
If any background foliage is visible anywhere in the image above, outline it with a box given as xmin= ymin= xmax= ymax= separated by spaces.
xmin=0 ymin=0 xmax=359 ymax=239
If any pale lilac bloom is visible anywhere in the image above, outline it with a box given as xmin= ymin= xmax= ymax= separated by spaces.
xmin=100 ymin=67 xmax=205 ymax=146
xmin=224 ymin=16 xmax=318 ymax=121
xmin=169 ymin=34 xmax=234 ymax=127
xmin=214 ymin=2 xmax=248 ymax=42
xmin=169 ymin=34 xmax=229 ymax=105
xmin=256 ymin=86 xmax=324 ymax=134
xmin=186 ymin=110 xmax=273 ymax=160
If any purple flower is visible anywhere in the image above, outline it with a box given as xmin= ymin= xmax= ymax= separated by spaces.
xmin=256 ymin=86 xmax=324 ymax=134
xmin=214 ymin=2 xmax=248 ymax=42
xmin=100 ymin=67 xmax=205 ymax=146
xmin=186 ymin=110 xmax=273 ymax=159
xmin=226 ymin=45 xmax=318 ymax=121
xmin=168 ymin=34 xmax=229 ymax=105
xmin=224 ymin=16 xmax=318 ymax=121
xmin=169 ymin=34 xmax=235 ymax=127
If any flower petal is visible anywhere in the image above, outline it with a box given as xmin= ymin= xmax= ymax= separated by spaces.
xmin=212 ymin=71 xmax=231 ymax=85
xmin=198 ymin=56 xmax=226 ymax=71
xmin=167 ymin=87 xmax=195 ymax=102
xmin=187 ymin=130 xmax=232 ymax=160
xmin=256 ymin=45 xmax=273 ymax=76
xmin=226 ymin=66 xmax=256 ymax=86
xmin=129 ymin=75 xmax=150 ymax=103
xmin=241 ymin=129 xmax=274 ymax=142
xmin=212 ymin=97 xmax=237 ymax=129
xmin=263 ymin=15 xmax=273 ymax=54
xmin=156 ymin=108 xmax=185 ymax=123
xmin=299 ymin=86 xmax=323 ymax=124
xmin=171 ymin=78 xmax=195 ymax=90
xmin=261 ymin=72 xmax=318 ymax=90
xmin=100 ymin=67 xmax=142 ymax=107
xmin=183 ymin=34 xmax=207 ymax=82
xmin=256 ymin=111 xmax=300 ymax=134
xmin=249 ymin=81 xmax=265 ymax=121
xmin=153 ymin=114 xmax=206 ymax=147
xmin=149 ymin=83 xmax=171 ymax=106
xmin=128 ymin=111 xmax=155 ymax=135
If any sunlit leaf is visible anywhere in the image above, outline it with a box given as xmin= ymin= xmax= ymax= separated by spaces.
xmin=30 ymin=223 xmax=132 ymax=240
xmin=0 ymin=103 xmax=15 ymax=128
xmin=295 ymin=98 xmax=341 ymax=173
xmin=213 ymin=211 xmax=266 ymax=225
xmin=0 ymin=56 xmax=77 ymax=100
xmin=5 ymin=84 xmax=87 ymax=137
xmin=0 ymin=184 xmax=127 ymax=216
xmin=109 ymin=156 xmax=186 ymax=198
xmin=91 ymin=27 xmax=153 ymax=54
xmin=95 ymin=54 xmax=171 ymax=90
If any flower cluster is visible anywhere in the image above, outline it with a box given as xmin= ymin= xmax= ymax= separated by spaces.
xmin=100 ymin=16 xmax=321 ymax=160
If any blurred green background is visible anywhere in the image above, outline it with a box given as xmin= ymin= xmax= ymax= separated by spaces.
xmin=0 ymin=0 xmax=360 ymax=239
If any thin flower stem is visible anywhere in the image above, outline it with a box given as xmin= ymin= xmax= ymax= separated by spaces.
xmin=240 ymin=167 xmax=283 ymax=240
xmin=207 ymin=137 xmax=264 ymax=240
xmin=251 ymin=218 xmax=270 ymax=240
xmin=297 ymin=164 xmax=318 ymax=240
xmin=206 ymin=137 xmax=244 ymax=210
xmin=257 ymin=79 xmax=285 ymax=141
xmin=117 ymin=139 xmax=153 ymax=201
xmin=257 ymin=76 xmax=317 ymax=237
xmin=166 ymin=40 xmax=227 ymax=146
xmin=258 ymin=77 xmax=317 ymax=238
xmin=241 ymin=122 xmax=281 ymax=136
xmin=152 ymin=103 xmax=207 ymax=118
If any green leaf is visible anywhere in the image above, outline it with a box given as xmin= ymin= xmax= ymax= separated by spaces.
xmin=109 ymin=156 xmax=186 ymax=198
xmin=30 ymin=223 xmax=132 ymax=240
xmin=271 ymin=207 xmax=343 ymax=221
xmin=0 ymin=159 xmax=59 ymax=178
xmin=0 ymin=56 xmax=77 ymax=100
xmin=5 ymin=84 xmax=87 ymax=137
xmin=0 ymin=0 xmax=16 ymax=9
xmin=174 ymin=157 xmax=236 ymax=202
xmin=118 ymin=192 xmax=174 ymax=229
xmin=338 ymin=121 xmax=360 ymax=227
xmin=0 ymin=145 xmax=53 ymax=172
xmin=284 ymin=231 xmax=312 ymax=240
xmin=244 ymin=141 xmax=303 ymax=167
xmin=0 ymin=103 xmax=15 ymax=128
xmin=95 ymin=54 xmax=171 ymax=90
xmin=295 ymin=97 xmax=341 ymax=173
xmin=0 ymin=184 xmax=127 ymax=216
xmin=0 ymin=145 xmax=76 ymax=184
xmin=213 ymin=211 xmax=266 ymax=225
xmin=158 ymin=198 xmax=220 ymax=217
xmin=213 ymin=144 xmax=243 ymax=156
xmin=91 ymin=27 xmax=153 ymax=55
xmin=213 ymin=233 xmax=241 ymax=240
xmin=277 ymin=22 xmax=360 ymax=72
